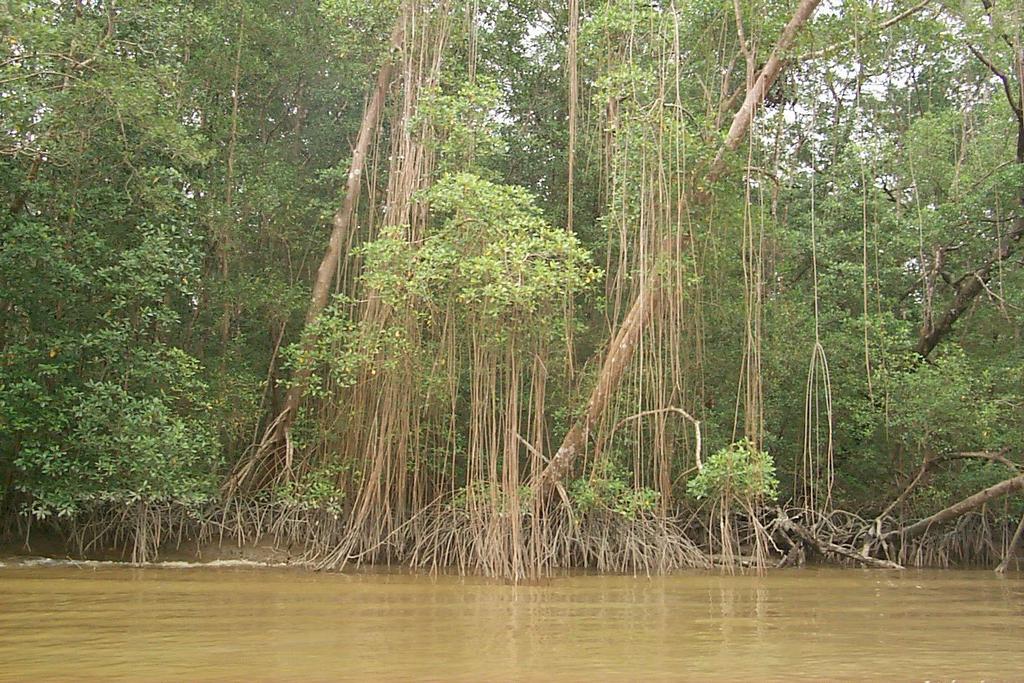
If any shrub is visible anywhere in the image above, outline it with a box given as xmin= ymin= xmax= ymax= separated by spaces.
xmin=13 ymin=382 xmax=220 ymax=519
xmin=273 ymin=463 xmax=348 ymax=516
xmin=686 ymin=439 xmax=778 ymax=507
xmin=569 ymin=463 xmax=661 ymax=519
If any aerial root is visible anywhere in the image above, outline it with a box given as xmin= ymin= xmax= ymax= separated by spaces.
xmin=13 ymin=499 xmax=1021 ymax=575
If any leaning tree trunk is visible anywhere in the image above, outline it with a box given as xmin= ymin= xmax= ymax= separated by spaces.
xmin=226 ymin=15 xmax=406 ymax=492
xmin=915 ymin=40 xmax=1024 ymax=358
xmin=535 ymin=0 xmax=823 ymax=494
xmin=884 ymin=473 xmax=1024 ymax=543
xmin=535 ymin=265 xmax=671 ymax=490
xmin=996 ymin=511 xmax=1024 ymax=573
xmin=281 ymin=24 xmax=402 ymax=419
xmin=706 ymin=0 xmax=824 ymax=183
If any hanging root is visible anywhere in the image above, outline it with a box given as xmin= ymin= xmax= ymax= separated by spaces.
xmin=995 ymin=512 xmax=1024 ymax=573
xmin=315 ymin=481 xmax=720 ymax=577
xmin=45 ymin=501 xmax=208 ymax=564
xmin=889 ymin=512 xmax=1019 ymax=568
xmin=311 ymin=501 xmax=712 ymax=580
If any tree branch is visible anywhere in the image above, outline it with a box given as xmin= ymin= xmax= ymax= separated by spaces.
xmin=884 ymin=473 xmax=1024 ymax=542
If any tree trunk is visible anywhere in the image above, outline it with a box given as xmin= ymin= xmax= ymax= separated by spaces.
xmin=536 ymin=259 xmax=672 ymax=490
xmin=885 ymin=474 xmax=1024 ymax=543
xmin=227 ymin=16 xmax=406 ymax=491
xmin=707 ymin=0 xmax=823 ymax=183
xmin=915 ymin=228 xmax=1024 ymax=359
xmin=284 ymin=23 xmax=405 ymax=400
xmin=777 ymin=509 xmax=903 ymax=569
xmin=916 ymin=42 xmax=1024 ymax=358
xmin=535 ymin=0 xmax=823 ymax=494
xmin=995 ymin=511 xmax=1024 ymax=573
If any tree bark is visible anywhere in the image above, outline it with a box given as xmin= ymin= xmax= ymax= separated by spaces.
xmin=916 ymin=41 xmax=1024 ymax=358
xmin=884 ymin=473 xmax=1024 ymax=543
xmin=995 ymin=511 xmax=1024 ymax=573
xmin=227 ymin=16 xmax=406 ymax=490
xmin=707 ymin=0 xmax=823 ymax=183
xmin=777 ymin=509 xmax=903 ymax=569
xmin=535 ymin=0 xmax=823 ymax=494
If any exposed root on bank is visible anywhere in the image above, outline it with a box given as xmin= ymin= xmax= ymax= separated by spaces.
xmin=403 ymin=505 xmax=712 ymax=577
xmin=306 ymin=501 xmax=713 ymax=579
xmin=8 ymin=497 xmax=1022 ymax=576
xmin=769 ymin=506 xmax=1022 ymax=570
xmin=773 ymin=508 xmax=902 ymax=569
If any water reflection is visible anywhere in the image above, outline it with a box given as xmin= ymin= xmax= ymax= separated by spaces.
xmin=0 ymin=562 xmax=1022 ymax=681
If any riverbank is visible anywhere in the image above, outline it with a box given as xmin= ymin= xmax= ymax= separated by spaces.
xmin=2 ymin=501 xmax=1020 ymax=575
xmin=0 ymin=529 xmax=300 ymax=567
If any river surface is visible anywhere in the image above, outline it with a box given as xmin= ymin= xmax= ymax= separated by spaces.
xmin=1 ymin=560 xmax=1022 ymax=681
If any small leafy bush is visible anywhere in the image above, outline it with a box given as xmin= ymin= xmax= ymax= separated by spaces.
xmin=687 ymin=439 xmax=778 ymax=507
xmin=569 ymin=463 xmax=661 ymax=519
xmin=359 ymin=172 xmax=599 ymax=343
xmin=273 ymin=463 xmax=348 ymax=516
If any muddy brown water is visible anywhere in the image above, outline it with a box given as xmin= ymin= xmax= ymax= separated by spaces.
xmin=0 ymin=560 xmax=1022 ymax=681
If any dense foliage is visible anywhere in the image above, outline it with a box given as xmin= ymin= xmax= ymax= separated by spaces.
xmin=2 ymin=0 xmax=1022 ymax=569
